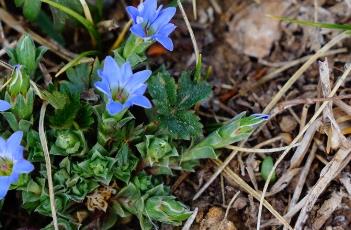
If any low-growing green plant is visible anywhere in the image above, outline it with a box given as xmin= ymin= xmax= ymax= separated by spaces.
xmin=1 ymin=0 xmax=269 ymax=229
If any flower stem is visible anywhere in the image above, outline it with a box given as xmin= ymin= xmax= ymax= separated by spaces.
xmin=39 ymin=102 xmax=59 ymax=230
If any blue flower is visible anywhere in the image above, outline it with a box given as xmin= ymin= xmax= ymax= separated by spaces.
xmin=0 ymin=100 xmax=11 ymax=112
xmin=95 ymin=56 xmax=152 ymax=116
xmin=126 ymin=0 xmax=176 ymax=51
xmin=0 ymin=131 xmax=34 ymax=199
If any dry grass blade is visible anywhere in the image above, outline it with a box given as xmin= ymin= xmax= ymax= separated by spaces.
xmin=262 ymin=32 xmax=348 ymax=115
xmin=257 ymin=63 xmax=351 ymax=230
xmin=311 ymin=191 xmax=344 ymax=230
xmin=286 ymin=143 xmax=317 ymax=225
xmin=79 ymin=0 xmax=93 ymax=23
xmin=193 ymin=32 xmax=349 ymax=202
xmin=213 ymin=159 xmax=293 ymax=230
xmin=225 ymin=144 xmax=300 ymax=153
xmin=177 ymin=0 xmax=200 ymax=64
xmin=295 ymin=147 xmax=351 ymax=229
xmin=181 ymin=207 xmax=198 ymax=230
xmin=39 ymin=102 xmax=59 ymax=230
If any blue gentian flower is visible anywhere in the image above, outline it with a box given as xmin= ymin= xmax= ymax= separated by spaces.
xmin=126 ymin=0 xmax=176 ymax=51
xmin=95 ymin=56 xmax=152 ymax=116
xmin=0 ymin=131 xmax=34 ymax=199
xmin=0 ymin=100 xmax=11 ymax=112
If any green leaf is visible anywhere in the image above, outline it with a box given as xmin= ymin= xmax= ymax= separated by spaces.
xmin=49 ymin=92 xmax=80 ymax=128
xmin=15 ymin=0 xmax=25 ymax=7
xmin=181 ymin=146 xmax=217 ymax=162
xmin=144 ymin=196 xmax=192 ymax=226
xmin=34 ymin=11 xmax=65 ymax=45
xmin=148 ymin=70 xmax=177 ymax=114
xmin=177 ymin=71 xmax=211 ymax=110
xmin=159 ymin=111 xmax=203 ymax=140
xmin=2 ymin=112 xmax=19 ymax=131
xmin=148 ymin=68 xmax=211 ymax=139
xmin=60 ymin=63 xmax=91 ymax=94
xmin=260 ymin=156 xmax=276 ymax=182
xmin=114 ymin=143 xmax=139 ymax=183
xmin=41 ymin=0 xmax=100 ymax=45
xmin=23 ymin=0 xmax=41 ymax=21
xmin=42 ymin=90 xmax=68 ymax=110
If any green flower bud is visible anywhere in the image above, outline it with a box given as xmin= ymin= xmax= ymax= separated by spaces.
xmin=51 ymin=130 xmax=87 ymax=157
xmin=145 ymin=196 xmax=192 ymax=225
xmin=8 ymin=65 xmax=30 ymax=96
xmin=56 ymin=130 xmax=80 ymax=153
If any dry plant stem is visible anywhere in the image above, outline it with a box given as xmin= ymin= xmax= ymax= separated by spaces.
xmin=256 ymin=64 xmax=351 ymax=230
xmin=193 ymin=148 xmax=240 ymax=200
xmin=254 ymin=48 xmax=347 ymax=88
xmin=192 ymin=0 xmax=197 ymax=20
xmin=299 ymin=105 xmax=309 ymax=134
xmin=0 ymin=8 xmax=75 ymax=61
xmin=225 ymin=144 xmax=300 ymax=153
xmin=224 ymin=191 xmax=240 ymax=219
xmin=295 ymin=147 xmax=351 ymax=229
xmin=335 ymin=99 xmax=351 ymax=116
xmin=39 ymin=102 xmax=59 ymax=230
xmin=289 ymin=120 xmax=321 ymax=168
xmin=263 ymin=32 xmax=348 ymax=114
xmin=181 ymin=207 xmax=198 ymax=230
xmin=213 ymin=159 xmax=293 ymax=230
xmin=285 ymin=143 xmax=317 ymax=227
xmin=79 ymin=0 xmax=93 ymax=23
xmin=110 ymin=20 xmax=133 ymax=52
xmin=177 ymin=0 xmax=200 ymax=64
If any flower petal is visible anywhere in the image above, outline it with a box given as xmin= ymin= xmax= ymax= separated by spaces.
xmin=101 ymin=56 xmax=122 ymax=89
xmin=151 ymin=7 xmax=176 ymax=31
xmin=6 ymin=131 xmax=23 ymax=160
xmin=0 ymin=100 xmax=11 ymax=112
xmin=125 ymin=70 xmax=152 ymax=92
xmin=13 ymin=159 xmax=34 ymax=174
xmin=0 ymin=177 xmax=11 ymax=199
xmin=154 ymin=36 xmax=174 ymax=51
xmin=126 ymin=6 xmax=139 ymax=23
xmin=8 ymin=173 xmax=19 ymax=184
xmin=130 ymin=84 xmax=147 ymax=95
xmin=106 ymin=100 xmax=124 ymax=115
xmin=142 ymin=0 xmax=158 ymax=21
xmin=131 ymin=24 xmax=147 ymax=38
xmin=120 ymin=62 xmax=133 ymax=87
xmin=157 ymin=23 xmax=176 ymax=37
xmin=94 ymin=79 xmax=111 ymax=96
xmin=130 ymin=95 xmax=152 ymax=109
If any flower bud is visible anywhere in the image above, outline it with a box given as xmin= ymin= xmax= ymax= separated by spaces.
xmin=145 ymin=196 xmax=192 ymax=225
xmin=8 ymin=65 xmax=30 ymax=96
xmin=55 ymin=130 xmax=80 ymax=153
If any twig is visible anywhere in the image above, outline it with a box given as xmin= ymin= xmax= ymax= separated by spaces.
xmin=177 ymin=0 xmax=200 ymax=64
xmin=39 ymin=102 xmax=59 ymax=230
xmin=256 ymin=63 xmax=351 ymax=230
